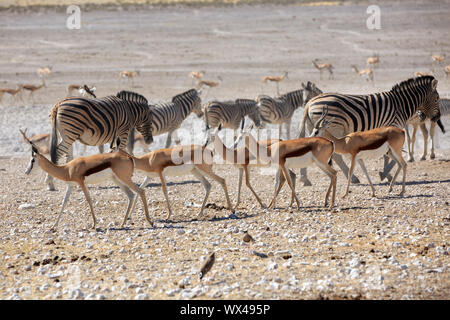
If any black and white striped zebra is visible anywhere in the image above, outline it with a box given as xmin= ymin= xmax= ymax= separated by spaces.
xmin=204 ymin=98 xmax=262 ymax=140
xmin=47 ymin=91 xmax=153 ymax=190
xmin=298 ymin=76 xmax=441 ymax=186
xmin=129 ymin=89 xmax=202 ymax=152
xmin=257 ymin=82 xmax=323 ymax=139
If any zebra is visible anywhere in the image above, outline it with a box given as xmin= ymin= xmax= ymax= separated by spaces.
xmin=46 ymin=91 xmax=153 ymax=191
xmin=204 ymin=98 xmax=262 ymax=141
xmin=298 ymin=75 xmax=441 ymax=186
xmin=257 ymin=81 xmax=323 ymax=140
xmin=404 ymin=98 xmax=448 ymax=162
xmin=128 ymin=88 xmax=203 ymax=153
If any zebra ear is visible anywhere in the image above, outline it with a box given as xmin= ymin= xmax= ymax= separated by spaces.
xmin=301 ymin=82 xmax=306 ymax=89
xmin=431 ymin=79 xmax=438 ymax=90
xmin=197 ymin=89 xmax=203 ymax=96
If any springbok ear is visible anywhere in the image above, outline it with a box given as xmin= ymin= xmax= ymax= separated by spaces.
xmin=431 ymin=79 xmax=438 ymax=90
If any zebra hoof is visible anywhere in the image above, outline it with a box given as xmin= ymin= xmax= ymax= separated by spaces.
xmin=351 ymin=176 xmax=360 ymax=184
xmin=407 ymin=157 xmax=414 ymax=163
xmin=300 ymin=178 xmax=312 ymax=186
xmin=420 ymin=156 xmax=426 ymax=161
xmin=47 ymin=185 xmax=56 ymax=191
xmin=430 ymin=154 xmax=435 ymax=159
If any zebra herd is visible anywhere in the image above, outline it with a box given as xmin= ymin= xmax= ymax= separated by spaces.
xmin=21 ymin=75 xmax=446 ymax=229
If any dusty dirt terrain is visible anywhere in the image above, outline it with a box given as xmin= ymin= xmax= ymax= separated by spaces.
xmin=0 ymin=1 xmax=449 ymax=300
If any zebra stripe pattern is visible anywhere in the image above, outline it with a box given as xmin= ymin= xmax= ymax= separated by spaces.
xmin=204 ymin=98 xmax=261 ymax=131
xmin=298 ymin=76 xmax=440 ymax=185
xmin=129 ymin=89 xmax=203 ymax=151
xmin=299 ymin=76 xmax=440 ymax=138
xmin=49 ymin=91 xmax=153 ymax=164
xmin=257 ymin=82 xmax=323 ymax=139
xmin=440 ymin=98 xmax=450 ymax=116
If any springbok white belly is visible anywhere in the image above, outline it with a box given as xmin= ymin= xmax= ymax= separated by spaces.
xmin=352 ymin=142 xmax=390 ymax=161
xmin=83 ymin=168 xmax=115 ymax=184
xmin=138 ymin=164 xmax=195 ymax=178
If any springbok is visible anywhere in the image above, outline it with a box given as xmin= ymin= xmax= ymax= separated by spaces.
xmin=351 ymin=65 xmax=374 ymax=82
xmin=20 ymin=130 xmax=152 ymax=231
xmin=312 ymin=59 xmax=333 ymax=80
xmin=205 ymin=124 xmax=296 ymax=209
xmin=367 ymin=55 xmax=380 ymax=67
xmin=262 ymin=71 xmax=288 ymax=95
xmin=414 ymin=71 xmax=433 ymax=77
xmin=310 ymin=107 xmax=407 ymax=198
xmin=234 ymin=128 xmax=337 ymax=210
xmin=127 ymin=144 xmax=234 ymax=222
xmin=119 ymin=70 xmax=140 ymax=87
xmin=444 ymin=65 xmax=450 ymax=77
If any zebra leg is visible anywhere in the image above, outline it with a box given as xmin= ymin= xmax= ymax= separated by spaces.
xmin=333 ymin=153 xmax=360 ymax=184
xmin=419 ymin=122 xmax=428 ymax=160
xmin=286 ymin=120 xmax=291 ymax=140
xmin=98 ymin=145 xmax=105 ymax=153
xmin=165 ymin=131 xmax=173 ymax=149
xmin=378 ymin=154 xmax=395 ymax=182
xmin=358 ymin=159 xmax=376 ymax=197
xmin=430 ymin=121 xmax=436 ymax=159
xmin=172 ymin=130 xmax=181 ymax=145
xmin=50 ymin=184 xmax=72 ymax=231
xmin=404 ymin=124 xmax=414 ymax=162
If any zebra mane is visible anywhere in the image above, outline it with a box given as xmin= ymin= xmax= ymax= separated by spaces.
xmin=280 ymin=89 xmax=303 ymax=100
xmin=172 ymin=89 xmax=198 ymax=103
xmin=235 ymin=99 xmax=256 ymax=105
xmin=116 ymin=91 xmax=148 ymax=105
xmin=391 ymin=76 xmax=435 ymax=92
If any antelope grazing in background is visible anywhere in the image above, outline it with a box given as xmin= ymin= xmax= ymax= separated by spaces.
xmin=190 ymin=71 xmax=205 ymax=85
xmin=128 ymin=89 xmax=203 ymax=152
xmin=0 ymin=84 xmax=24 ymax=104
xmin=203 ymin=98 xmax=262 ymax=141
xmin=46 ymin=91 xmax=153 ymax=191
xmin=196 ymin=76 xmax=222 ymax=98
xmin=351 ymin=65 xmax=374 ymax=82
xmin=37 ymin=67 xmax=51 ymax=80
xmin=127 ymin=144 xmax=234 ymax=221
xmin=20 ymin=130 xmax=152 ymax=231
xmin=414 ymin=71 xmax=433 ymax=77
xmin=119 ymin=70 xmax=140 ymax=87
xmin=234 ymin=129 xmax=337 ymax=210
xmin=444 ymin=65 xmax=450 ymax=77
xmin=298 ymin=76 xmax=441 ymax=187
xmin=262 ymin=71 xmax=288 ymax=95
xmin=405 ymin=98 xmax=448 ymax=162
xmin=367 ymin=55 xmax=380 ymax=67
xmin=312 ymin=59 xmax=334 ymax=79
xmin=23 ymin=79 xmax=45 ymax=102
xmin=431 ymin=54 xmax=444 ymax=65
xmin=257 ymin=82 xmax=322 ymax=140
xmin=310 ymin=107 xmax=407 ymax=198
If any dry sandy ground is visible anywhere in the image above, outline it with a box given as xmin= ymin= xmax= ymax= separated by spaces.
xmin=0 ymin=1 xmax=449 ymax=300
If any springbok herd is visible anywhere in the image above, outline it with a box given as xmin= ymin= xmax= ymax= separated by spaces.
xmin=5 ymin=52 xmax=449 ymax=231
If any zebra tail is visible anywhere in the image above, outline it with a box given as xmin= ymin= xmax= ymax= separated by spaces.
xmin=50 ymin=106 xmax=59 ymax=164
